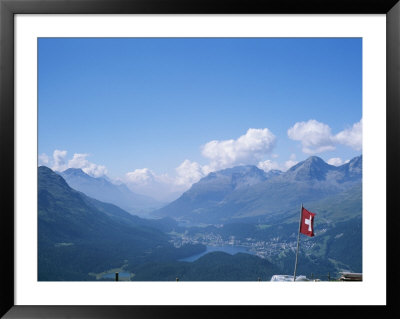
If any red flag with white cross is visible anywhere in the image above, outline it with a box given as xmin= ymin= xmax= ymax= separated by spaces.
xmin=300 ymin=206 xmax=316 ymax=237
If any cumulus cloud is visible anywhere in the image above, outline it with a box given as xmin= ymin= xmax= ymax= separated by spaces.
xmin=257 ymin=160 xmax=281 ymax=172
xmin=333 ymin=119 xmax=362 ymax=151
xmin=68 ymin=153 xmax=108 ymax=177
xmin=175 ymin=160 xmax=207 ymax=187
xmin=284 ymin=159 xmax=299 ymax=170
xmin=125 ymin=168 xmax=157 ymax=184
xmin=125 ymin=160 xmax=210 ymax=200
xmin=202 ymin=128 xmax=276 ymax=170
xmin=52 ymin=150 xmax=68 ymax=172
xmin=284 ymin=153 xmax=298 ymax=170
xmin=39 ymin=150 xmax=108 ymax=177
xmin=288 ymin=119 xmax=362 ymax=154
xmin=257 ymin=154 xmax=298 ymax=172
xmin=123 ymin=128 xmax=278 ymax=197
xmin=38 ymin=153 xmax=49 ymax=165
xmin=287 ymin=120 xmax=335 ymax=154
xmin=327 ymin=157 xmax=344 ymax=166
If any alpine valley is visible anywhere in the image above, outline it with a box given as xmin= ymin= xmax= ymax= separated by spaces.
xmin=59 ymin=168 xmax=165 ymax=216
xmin=38 ymin=155 xmax=362 ymax=281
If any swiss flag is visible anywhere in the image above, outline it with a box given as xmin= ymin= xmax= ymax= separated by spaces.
xmin=300 ymin=206 xmax=316 ymax=237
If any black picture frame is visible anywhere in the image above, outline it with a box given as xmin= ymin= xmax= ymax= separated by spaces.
xmin=1 ymin=0 xmax=398 ymax=318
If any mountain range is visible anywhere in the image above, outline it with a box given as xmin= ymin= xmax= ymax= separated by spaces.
xmin=38 ymin=153 xmax=363 ymax=280
xmin=58 ymin=168 xmax=164 ymax=216
xmin=152 ymin=155 xmax=362 ymax=224
xmin=38 ymin=166 xmax=204 ymax=280
xmin=38 ymin=166 xmax=285 ymax=281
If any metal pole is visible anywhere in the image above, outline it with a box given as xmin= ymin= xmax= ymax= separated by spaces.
xmin=293 ymin=203 xmax=303 ymax=281
xmin=115 ymin=272 xmax=119 ymax=281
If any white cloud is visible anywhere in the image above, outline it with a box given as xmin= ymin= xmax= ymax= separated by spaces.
xmin=175 ymin=160 xmax=207 ymax=187
xmin=287 ymin=120 xmax=335 ymax=154
xmin=84 ymin=164 xmax=108 ymax=178
xmin=126 ymin=127 xmax=285 ymax=195
xmin=288 ymin=119 xmax=362 ymax=154
xmin=125 ymin=168 xmax=157 ymax=184
xmin=334 ymin=119 xmax=362 ymax=151
xmin=67 ymin=153 xmax=108 ymax=178
xmin=257 ymin=155 xmax=298 ymax=172
xmin=327 ymin=157 xmax=344 ymax=166
xmin=68 ymin=153 xmax=88 ymax=168
xmin=40 ymin=150 xmax=107 ymax=177
xmin=284 ymin=160 xmax=298 ymax=170
xmin=124 ymin=160 xmax=209 ymax=200
xmin=38 ymin=153 xmax=49 ymax=165
xmin=202 ymin=128 xmax=276 ymax=170
xmin=257 ymin=160 xmax=281 ymax=172
xmin=52 ymin=150 xmax=68 ymax=172
xmin=283 ymin=154 xmax=298 ymax=170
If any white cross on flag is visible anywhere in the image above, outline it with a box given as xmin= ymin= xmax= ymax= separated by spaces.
xmin=300 ymin=206 xmax=316 ymax=237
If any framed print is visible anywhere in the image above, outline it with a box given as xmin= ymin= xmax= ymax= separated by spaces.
xmin=1 ymin=0 xmax=399 ymax=318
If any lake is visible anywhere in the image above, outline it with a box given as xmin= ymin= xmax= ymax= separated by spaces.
xmin=179 ymin=245 xmax=255 ymax=262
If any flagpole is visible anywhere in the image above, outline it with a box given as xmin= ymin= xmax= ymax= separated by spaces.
xmin=293 ymin=203 xmax=303 ymax=281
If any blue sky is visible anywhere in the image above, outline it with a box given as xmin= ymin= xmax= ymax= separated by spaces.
xmin=38 ymin=38 xmax=362 ymax=199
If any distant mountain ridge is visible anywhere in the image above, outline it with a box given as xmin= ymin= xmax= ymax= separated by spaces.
xmin=38 ymin=166 xmax=291 ymax=281
xmin=58 ymin=168 xmax=164 ymax=216
xmin=284 ymin=156 xmax=361 ymax=182
xmin=152 ymin=155 xmax=362 ymax=224
xmin=186 ymin=165 xmax=270 ymax=201
xmin=38 ymin=166 xmax=204 ymax=280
